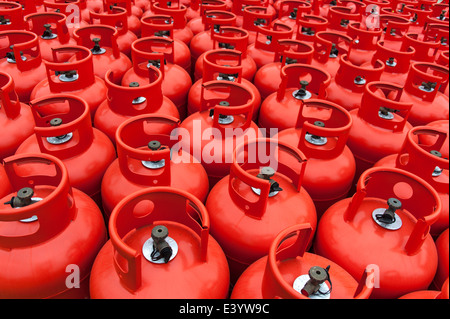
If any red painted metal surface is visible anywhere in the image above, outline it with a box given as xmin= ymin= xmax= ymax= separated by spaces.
xmin=0 ymin=153 xmax=107 ymax=299
xmin=314 ymin=167 xmax=441 ymax=299
xmin=90 ymin=187 xmax=230 ymax=299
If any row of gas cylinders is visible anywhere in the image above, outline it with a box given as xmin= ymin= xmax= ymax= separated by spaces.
xmin=0 ymin=0 xmax=449 ymax=299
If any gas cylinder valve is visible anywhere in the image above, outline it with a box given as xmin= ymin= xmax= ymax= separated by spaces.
xmin=330 ymin=43 xmax=339 ymax=57
xmin=340 ymin=19 xmax=349 ymax=27
xmin=4 ymin=187 xmax=34 ymax=208
xmin=209 ymin=101 xmax=235 ymax=124
xmin=56 ymin=70 xmax=78 ymax=82
xmin=293 ymin=80 xmax=312 ymax=100
xmin=386 ymin=57 xmax=397 ymax=67
xmin=0 ymin=15 xmax=10 ymax=25
xmin=431 ymin=150 xmax=444 ymax=177
xmin=354 ymin=76 xmax=366 ymax=85
xmin=218 ymin=42 xmax=235 ymax=50
xmin=150 ymin=225 xmax=173 ymax=263
xmin=420 ymin=81 xmax=437 ymax=92
xmin=46 ymin=117 xmax=73 ymax=144
xmin=289 ymin=8 xmax=297 ymax=19
xmin=142 ymin=140 xmax=167 ymax=169
xmin=256 ymin=167 xmax=283 ymax=195
xmin=376 ymin=197 xmax=402 ymax=224
xmin=378 ymin=106 xmax=397 ymax=120
xmin=6 ymin=45 xmax=25 ymax=63
xmin=301 ymin=27 xmax=315 ymax=36
xmin=91 ymin=38 xmax=106 ymax=55
xmin=129 ymin=82 xmax=147 ymax=104
xmin=42 ymin=24 xmax=57 ymax=39
xmin=301 ymin=265 xmax=332 ymax=297
xmin=254 ymin=18 xmax=267 ymax=26
xmin=306 ymin=121 xmax=328 ymax=145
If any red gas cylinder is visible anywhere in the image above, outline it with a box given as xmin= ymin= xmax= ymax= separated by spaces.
xmin=436 ymin=50 xmax=449 ymax=67
xmin=310 ymin=31 xmax=353 ymax=79
xmin=96 ymin=0 xmax=143 ymax=37
xmin=397 ymin=62 xmax=449 ymax=126
xmin=273 ymin=0 xmax=313 ymax=30
xmin=379 ymin=2 xmax=414 ymax=19
xmin=15 ymin=94 xmax=116 ymax=206
xmin=101 ymin=0 xmax=142 ymax=36
xmin=180 ymin=80 xmax=262 ymax=187
xmin=47 ymin=0 xmax=92 ymax=23
xmin=325 ymin=54 xmax=385 ymax=111
xmin=429 ymin=1 xmax=449 ymax=22
xmin=374 ymin=126 xmax=449 ymax=237
xmin=101 ymin=114 xmax=210 ymax=221
xmin=274 ymin=99 xmax=355 ymax=218
xmin=140 ymin=14 xmax=192 ymax=73
xmin=134 ymin=0 xmax=151 ymax=14
xmin=310 ymin=0 xmax=334 ymax=17
xmin=0 ymin=30 xmax=46 ymax=103
xmin=378 ymin=13 xmax=412 ymax=46
xmin=403 ymin=3 xmax=433 ymax=34
xmin=346 ymin=81 xmax=416 ymax=183
xmin=434 ymin=228 xmax=449 ymax=290
xmin=233 ymin=0 xmax=277 ymax=28
xmin=361 ymin=40 xmax=415 ymax=87
xmin=401 ymin=31 xmax=441 ymax=64
xmin=0 ymin=71 xmax=35 ymax=161
xmin=148 ymin=1 xmax=194 ymax=46
xmin=8 ymin=0 xmax=44 ymax=15
xmin=422 ymin=23 xmax=449 ymax=57
xmin=72 ymin=24 xmax=132 ymax=82
xmin=292 ymin=13 xmax=329 ymax=44
xmin=337 ymin=0 xmax=368 ymax=15
xmin=0 ymin=153 xmax=107 ymax=299
xmin=399 ymin=278 xmax=449 ymax=299
xmin=420 ymin=120 xmax=449 ymax=158
xmin=90 ymin=187 xmax=230 ymax=299
xmin=194 ymin=26 xmax=257 ymax=82
xmin=231 ymin=224 xmax=374 ymax=299
xmin=188 ymin=10 xmax=237 ymax=66
xmin=247 ymin=22 xmax=294 ymax=69
xmin=30 ymin=46 xmax=108 ymax=119
xmin=186 ymin=0 xmax=230 ymax=21
xmin=258 ymin=63 xmax=332 ymax=133
xmin=0 ymin=1 xmax=25 ymax=31
xmin=186 ymin=0 xmax=228 ymax=34
xmin=81 ymin=0 xmax=103 ymax=20
xmin=314 ymin=166 xmax=441 ymax=299
xmin=94 ymin=68 xmax=180 ymax=144
xmin=188 ymin=49 xmax=261 ymax=121
xmin=24 ymin=12 xmax=76 ymax=63
xmin=89 ymin=6 xmax=138 ymax=57
xmin=253 ymin=39 xmax=314 ymax=101
xmin=121 ymin=37 xmax=192 ymax=120
xmin=346 ymin=22 xmax=383 ymax=66
xmin=240 ymin=5 xmax=276 ymax=45
xmin=206 ymin=138 xmax=317 ymax=283
xmin=326 ymin=5 xmax=362 ymax=33
xmin=41 ymin=0 xmax=90 ymax=37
